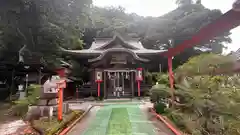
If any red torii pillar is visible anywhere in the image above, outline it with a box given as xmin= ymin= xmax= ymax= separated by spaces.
xmin=167 ymin=57 xmax=175 ymax=105
xmin=164 ymin=1 xmax=240 ymax=105
xmin=55 ymin=68 xmax=67 ymax=121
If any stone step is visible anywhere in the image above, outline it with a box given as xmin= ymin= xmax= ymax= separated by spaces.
xmin=107 ymin=93 xmax=133 ymax=99
xmin=107 ymin=92 xmax=132 ymax=97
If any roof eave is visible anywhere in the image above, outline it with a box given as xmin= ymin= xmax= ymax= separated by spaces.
xmin=87 ymin=48 xmax=150 ymax=63
xmin=59 ymin=46 xmax=101 ymax=56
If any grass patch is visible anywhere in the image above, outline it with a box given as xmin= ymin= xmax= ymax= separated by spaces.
xmin=0 ymin=102 xmax=19 ymax=123
xmin=107 ymin=108 xmax=132 ymax=135
xmin=32 ymin=110 xmax=84 ymax=135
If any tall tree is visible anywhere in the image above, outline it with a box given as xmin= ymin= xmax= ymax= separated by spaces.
xmin=0 ymin=0 xmax=92 ymax=67
xmin=176 ymin=0 xmax=193 ymax=6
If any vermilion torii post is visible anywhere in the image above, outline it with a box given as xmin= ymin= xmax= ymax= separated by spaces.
xmin=97 ymin=81 xmax=101 ymax=97
xmin=167 ymin=57 xmax=175 ymax=105
xmin=95 ymin=80 xmax=102 ymax=97
xmin=163 ymin=1 xmax=240 ymax=105
xmin=95 ymin=71 xmax=103 ymax=97
xmin=136 ymin=68 xmax=143 ymax=97
xmin=56 ymin=68 xmax=67 ymax=121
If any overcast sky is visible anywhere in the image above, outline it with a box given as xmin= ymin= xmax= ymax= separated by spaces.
xmin=93 ymin=0 xmax=240 ymax=54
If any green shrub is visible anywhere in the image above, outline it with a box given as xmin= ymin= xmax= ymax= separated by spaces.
xmin=145 ymin=71 xmax=153 ymax=84
xmin=154 ymin=102 xmax=166 ymax=114
xmin=157 ymin=73 xmax=169 ymax=85
xmin=166 ymin=111 xmax=186 ymax=130
xmin=32 ymin=110 xmax=84 ymax=135
xmin=149 ymin=84 xmax=170 ymax=103
xmin=145 ymin=72 xmax=170 ymax=86
xmin=10 ymin=85 xmax=41 ymax=117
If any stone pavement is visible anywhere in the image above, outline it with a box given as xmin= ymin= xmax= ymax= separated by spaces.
xmin=67 ymin=101 xmax=174 ymax=135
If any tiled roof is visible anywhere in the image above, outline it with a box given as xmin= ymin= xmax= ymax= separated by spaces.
xmin=60 ymin=33 xmax=167 ymax=62
xmin=61 ymin=34 xmax=166 ymax=54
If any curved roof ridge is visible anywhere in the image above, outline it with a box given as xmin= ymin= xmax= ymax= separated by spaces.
xmin=94 ymin=33 xmax=142 ymax=50
xmin=88 ymin=48 xmax=149 ymax=62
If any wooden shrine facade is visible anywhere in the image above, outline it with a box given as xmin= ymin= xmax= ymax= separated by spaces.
xmin=61 ymin=33 xmax=166 ymax=98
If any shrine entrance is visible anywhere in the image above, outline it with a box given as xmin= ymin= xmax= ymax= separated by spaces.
xmin=104 ymin=69 xmax=135 ymax=98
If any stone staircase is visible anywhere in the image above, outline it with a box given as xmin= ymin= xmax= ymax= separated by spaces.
xmin=107 ymin=91 xmax=132 ymax=99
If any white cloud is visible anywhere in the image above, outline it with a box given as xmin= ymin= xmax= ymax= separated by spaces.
xmin=93 ymin=0 xmax=240 ymax=53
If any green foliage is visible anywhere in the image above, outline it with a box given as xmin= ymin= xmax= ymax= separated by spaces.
xmin=154 ymin=54 xmax=240 ymax=135
xmin=151 ymin=72 xmax=169 ymax=85
xmin=0 ymin=0 xmax=232 ymax=74
xmin=90 ymin=3 xmax=231 ymax=70
xmin=144 ymin=71 xmax=153 ymax=84
xmin=33 ymin=110 xmax=84 ymax=135
xmin=175 ymin=53 xmax=234 ymax=76
xmin=11 ymin=85 xmax=41 ymax=117
xmin=165 ymin=110 xmax=186 ymax=130
xmin=154 ymin=102 xmax=167 ymax=114
xmin=0 ymin=0 xmax=91 ymax=67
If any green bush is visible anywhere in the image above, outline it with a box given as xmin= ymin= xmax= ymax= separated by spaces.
xmin=144 ymin=71 xmax=153 ymax=84
xmin=157 ymin=73 xmax=169 ymax=85
xmin=11 ymin=85 xmax=41 ymax=117
xmin=165 ymin=111 xmax=186 ymax=130
xmin=154 ymin=102 xmax=166 ymax=114
xmin=151 ymin=73 xmax=168 ymax=85
xmin=32 ymin=110 xmax=84 ymax=135
xmin=149 ymin=84 xmax=171 ymax=103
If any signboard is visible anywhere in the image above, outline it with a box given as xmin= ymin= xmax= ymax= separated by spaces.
xmin=110 ymin=54 xmax=127 ymax=64
xmin=95 ymin=71 xmax=103 ymax=82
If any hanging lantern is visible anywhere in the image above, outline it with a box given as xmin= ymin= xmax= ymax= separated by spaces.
xmin=136 ymin=68 xmax=143 ymax=81
xmin=95 ymin=71 xmax=103 ymax=82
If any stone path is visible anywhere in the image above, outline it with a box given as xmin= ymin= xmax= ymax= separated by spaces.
xmin=68 ymin=106 xmax=101 ymax=135
xmin=68 ymin=101 xmax=174 ymax=135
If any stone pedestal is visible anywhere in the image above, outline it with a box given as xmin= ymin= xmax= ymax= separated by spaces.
xmin=38 ymin=98 xmax=58 ymax=106
xmin=19 ymin=92 xmax=26 ymax=100
xmin=24 ymin=79 xmax=70 ymax=121
xmin=26 ymin=103 xmax=70 ymax=121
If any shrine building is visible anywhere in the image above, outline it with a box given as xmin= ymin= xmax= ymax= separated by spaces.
xmin=61 ymin=33 xmax=166 ymax=99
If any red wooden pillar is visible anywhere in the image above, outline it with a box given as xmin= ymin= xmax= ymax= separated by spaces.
xmin=167 ymin=56 xmax=175 ymax=105
xmin=58 ymin=87 xmax=63 ymax=121
xmin=97 ymin=81 xmax=100 ymax=97
xmin=137 ymin=81 xmax=141 ymax=97
xmin=95 ymin=71 xmax=103 ymax=98
xmin=55 ymin=68 xmax=66 ymax=121
xmin=136 ymin=68 xmax=143 ymax=97
xmin=56 ymin=68 xmax=66 ymax=78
